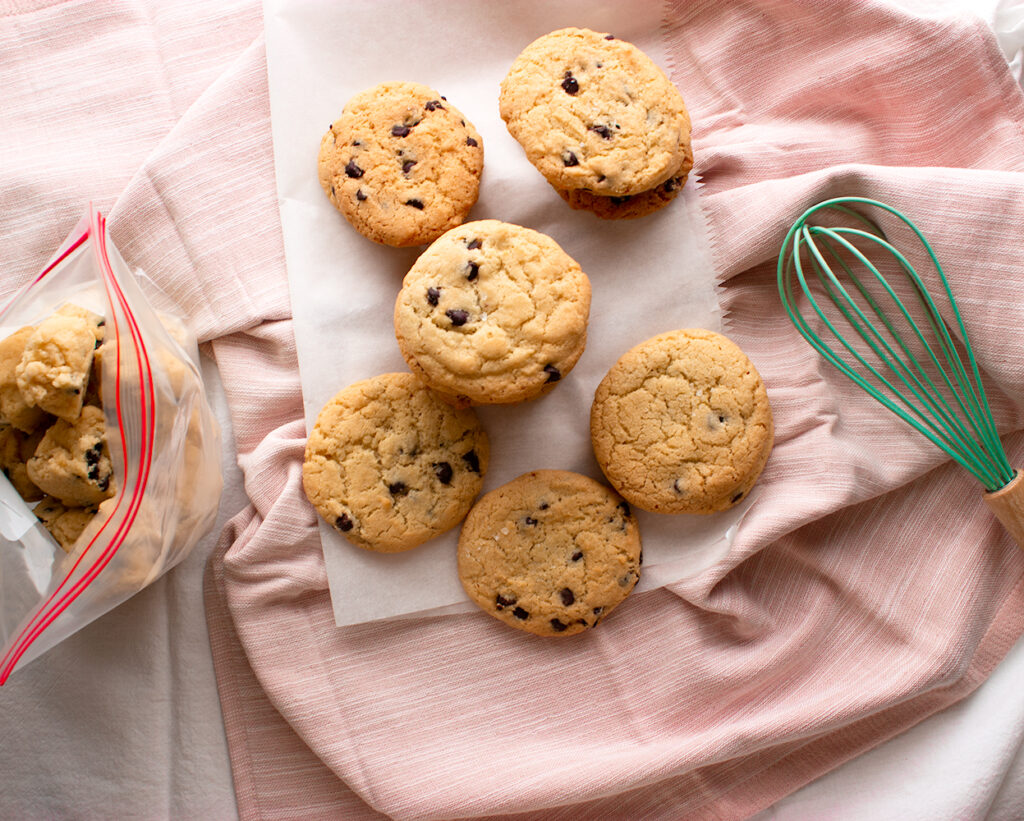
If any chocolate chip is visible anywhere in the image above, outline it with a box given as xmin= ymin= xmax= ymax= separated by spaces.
xmin=388 ymin=481 xmax=409 ymax=497
xmin=543 ymin=364 xmax=561 ymax=383
xmin=433 ymin=462 xmax=453 ymax=485
xmin=392 ymin=124 xmax=411 ymax=137
xmin=97 ymin=474 xmax=110 ymax=492
xmin=446 ymin=308 xmax=469 ymax=326
xmin=406 ymin=198 xmax=425 ymax=209
xmin=611 ymin=195 xmax=631 ymax=205
xmin=466 ymin=238 xmax=482 ymax=250
xmin=673 ymin=479 xmax=685 ymax=494
xmin=426 ymin=287 xmax=440 ymax=306
xmin=513 ymin=607 xmax=529 ymax=620
xmin=605 ymin=34 xmax=615 ymax=40
xmin=466 ymin=137 xmax=478 ymax=147
xmin=352 ymin=140 xmax=361 ymax=146
xmin=424 ymin=100 xmax=445 ymax=111
xmin=619 ymin=574 xmax=634 ymax=587
xmin=524 ymin=516 xmax=537 ymax=526
xmin=539 ymin=502 xmax=549 ymax=510
xmin=638 ymin=550 xmax=644 ymax=566
xmin=466 ymin=262 xmax=479 ymax=281
xmin=571 ymin=551 xmax=583 ymax=561
xmin=618 ymin=501 xmax=630 ymax=517
xmin=663 ymin=178 xmax=678 ymax=193
xmin=94 ymin=338 xmax=102 ymax=349
xmin=462 ymin=449 xmax=480 ymax=473
xmin=589 ymin=124 xmax=612 ymax=139
xmin=402 ymin=159 xmax=417 ymax=174
xmin=496 ymin=594 xmax=517 ymax=610
xmin=563 ymin=151 xmax=579 ymax=167
xmin=85 ymin=443 xmax=102 ymax=468
xmin=344 ymin=160 xmax=364 ymax=178
xmin=560 ymin=588 xmax=575 ymax=606
xmin=335 ymin=513 xmax=353 ymax=532
xmin=561 ymin=72 xmax=579 ymax=95
xmin=356 ymin=189 xmax=367 ymax=201
xmin=550 ymin=618 xmax=568 ymax=632
xmin=719 ymin=415 xmax=725 ymax=423
xmin=593 ymin=606 xmax=604 ymax=615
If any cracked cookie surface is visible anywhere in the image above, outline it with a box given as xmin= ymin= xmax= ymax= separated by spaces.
xmin=318 ymin=81 xmax=483 ymax=247
xmin=499 ymin=27 xmax=691 ymax=197
xmin=591 ymin=329 xmax=773 ymax=514
xmin=458 ymin=470 xmax=641 ymax=637
xmin=394 ymin=220 xmax=591 ymax=406
xmin=303 ymin=372 xmax=489 ymax=553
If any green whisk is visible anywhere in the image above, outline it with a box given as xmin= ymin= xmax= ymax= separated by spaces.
xmin=777 ymin=196 xmax=1023 ymax=546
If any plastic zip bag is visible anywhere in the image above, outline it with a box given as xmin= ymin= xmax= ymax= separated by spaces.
xmin=0 ymin=206 xmax=222 ymax=683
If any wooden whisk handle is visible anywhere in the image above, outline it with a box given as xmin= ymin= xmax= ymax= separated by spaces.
xmin=984 ymin=471 xmax=1024 ymax=548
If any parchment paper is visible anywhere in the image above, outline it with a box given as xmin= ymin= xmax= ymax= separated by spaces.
xmin=265 ymin=0 xmax=742 ymax=626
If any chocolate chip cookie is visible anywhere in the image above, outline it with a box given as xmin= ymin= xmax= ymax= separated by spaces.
xmin=33 ymin=496 xmax=98 ymax=553
xmin=303 ymin=372 xmax=489 ymax=553
xmin=318 ymin=81 xmax=484 ymax=247
xmin=590 ymin=329 xmax=773 ymax=514
xmin=556 ymin=132 xmax=693 ymax=219
xmin=26 ymin=405 xmax=115 ymax=507
xmin=499 ymin=28 xmax=692 ymax=198
xmin=393 ymin=220 xmax=591 ymax=406
xmin=458 ymin=470 xmax=642 ymax=637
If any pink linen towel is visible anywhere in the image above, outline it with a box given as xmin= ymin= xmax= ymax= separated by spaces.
xmin=5 ymin=0 xmax=1024 ymax=819
xmin=198 ymin=2 xmax=1024 ymax=819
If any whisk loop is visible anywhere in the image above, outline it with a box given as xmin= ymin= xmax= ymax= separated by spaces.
xmin=777 ymin=197 xmax=1015 ymax=493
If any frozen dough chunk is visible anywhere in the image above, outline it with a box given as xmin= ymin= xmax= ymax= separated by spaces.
xmin=0 ymin=327 xmax=49 ymax=433
xmin=26 ymin=406 xmax=114 ymax=506
xmin=16 ymin=312 xmax=98 ymax=422
xmin=33 ymin=495 xmax=99 ymax=553
xmin=0 ymin=423 xmax=43 ymax=502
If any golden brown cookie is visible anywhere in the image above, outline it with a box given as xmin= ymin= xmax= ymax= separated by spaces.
xmin=556 ymin=134 xmax=693 ymax=219
xmin=318 ymin=81 xmax=484 ymax=247
xmin=590 ymin=329 xmax=773 ymax=514
xmin=303 ymin=372 xmax=489 ymax=553
xmin=458 ymin=470 xmax=641 ymax=637
xmin=499 ymin=28 xmax=691 ymax=197
xmin=394 ymin=220 xmax=591 ymax=406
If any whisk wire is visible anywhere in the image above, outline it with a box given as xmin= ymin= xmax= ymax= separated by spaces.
xmin=808 ymin=227 xmax=997 ymax=462
xmin=790 ymin=231 xmax=1003 ymax=487
xmin=779 ymin=197 xmax=1014 ymax=491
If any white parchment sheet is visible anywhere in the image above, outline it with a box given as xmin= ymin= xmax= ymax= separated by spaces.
xmin=265 ymin=0 xmax=746 ymax=626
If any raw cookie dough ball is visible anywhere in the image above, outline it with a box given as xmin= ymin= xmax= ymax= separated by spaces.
xmin=27 ymin=405 xmax=115 ymax=507
xmin=33 ymin=496 xmax=98 ymax=553
xmin=394 ymin=220 xmax=591 ymax=406
xmin=16 ymin=311 xmax=99 ymax=422
xmin=0 ymin=424 xmax=44 ymax=502
xmin=303 ymin=372 xmax=489 ymax=552
xmin=590 ymin=329 xmax=773 ymax=514
xmin=0 ymin=327 xmax=49 ymax=433
xmin=458 ymin=470 xmax=642 ymax=636
xmin=555 ymin=133 xmax=693 ymax=219
xmin=499 ymin=27 xmax=692 ymax=197
xmin=318 ymin=81 xmax=484 ymax=247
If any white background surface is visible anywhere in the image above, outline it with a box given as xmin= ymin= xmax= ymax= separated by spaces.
xmin=1 ymin=1 xmax=1024 ymax=818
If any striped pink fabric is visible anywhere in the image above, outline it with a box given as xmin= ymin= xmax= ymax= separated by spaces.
xmin=12 ymin=0 xmax=1021 ymax=818
xmin=196 ymin=2 xmax=1024 ymax=818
